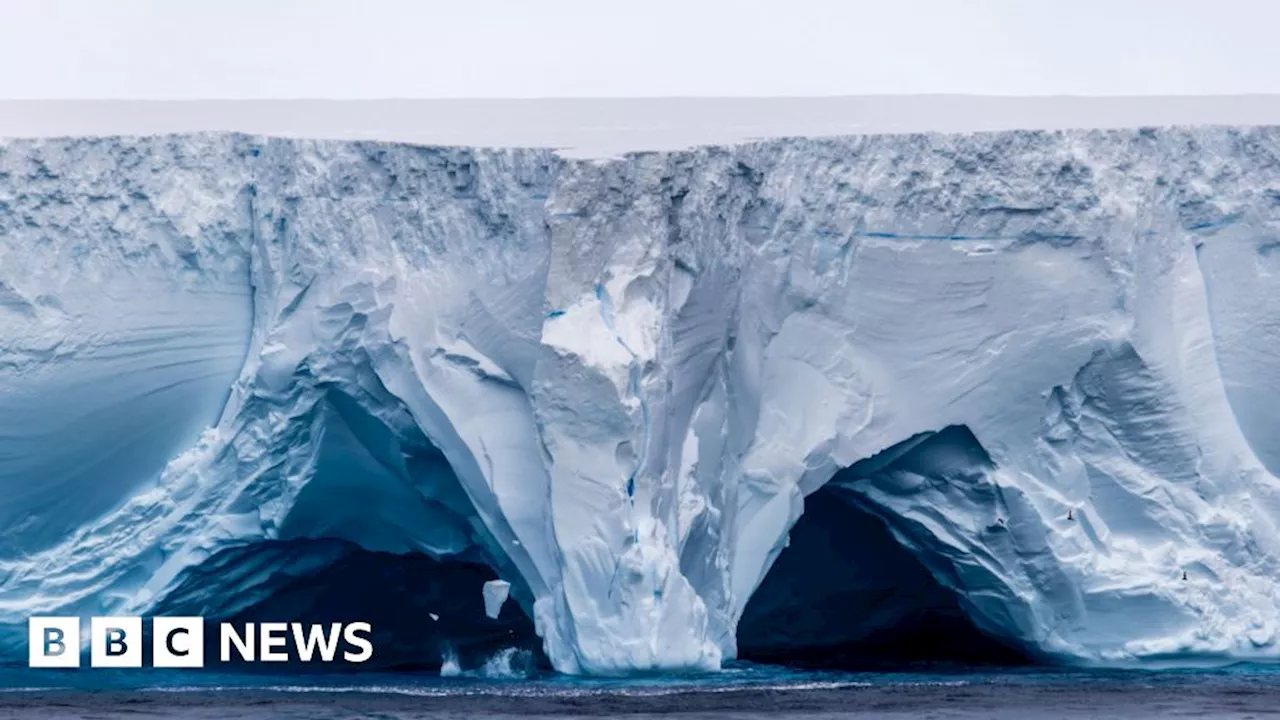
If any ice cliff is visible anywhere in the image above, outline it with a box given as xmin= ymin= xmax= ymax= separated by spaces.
xmin=3 ymin=128 xmax=1280 ymax=674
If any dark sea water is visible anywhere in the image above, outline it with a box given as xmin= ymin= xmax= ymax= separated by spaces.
xmin=3 ymin=664 xmax=1280 ymax=719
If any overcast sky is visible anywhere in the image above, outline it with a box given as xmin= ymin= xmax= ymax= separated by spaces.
xmin=1 ymin=0 xmax=1277 ymax=99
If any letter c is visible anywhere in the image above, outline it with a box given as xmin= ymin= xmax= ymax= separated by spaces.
xmin=166 ymin=627 xmax=190 ymax=657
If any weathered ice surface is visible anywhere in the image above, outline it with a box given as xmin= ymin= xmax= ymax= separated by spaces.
xmin=2 ymin=128 xmax=1280 ymax=674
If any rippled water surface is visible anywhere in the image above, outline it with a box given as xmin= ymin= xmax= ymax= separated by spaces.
xmin=3 ymin=664 xmax=1280 ymax=718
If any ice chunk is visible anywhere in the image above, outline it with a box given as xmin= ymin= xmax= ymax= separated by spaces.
xmin=483 ymin=580 xmax=511 ymax=620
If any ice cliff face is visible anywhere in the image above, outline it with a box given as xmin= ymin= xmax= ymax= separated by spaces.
xmin=3 ymin=128 xmax=1280 ymax=674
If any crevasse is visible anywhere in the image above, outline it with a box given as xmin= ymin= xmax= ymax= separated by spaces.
xmin=3 ymin=128 xmax=1280 ymax=674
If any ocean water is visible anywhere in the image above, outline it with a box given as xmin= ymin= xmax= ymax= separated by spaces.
xmin=2 ymin=663 xmax=1280 ymax=719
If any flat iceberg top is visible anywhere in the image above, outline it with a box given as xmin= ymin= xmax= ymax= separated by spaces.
xmin=3 ymin=96 xmax=1280 ymax=158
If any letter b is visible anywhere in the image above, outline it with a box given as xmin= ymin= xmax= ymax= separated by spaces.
xmin=91 ymin=617 xmax=141 ymax=667
xmin=105 ymin=628 xmax=127 ymax=656
xmin=28 ymin=617 xmax=80 ymax=668
xmin=45 ymin=628 xmax=65 ymax=656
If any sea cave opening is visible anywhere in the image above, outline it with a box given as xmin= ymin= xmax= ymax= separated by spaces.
xmin=152 ymin=386 xmax=542 ymax=672
xmin=737 ymin=426 xmax=1031 ymax=670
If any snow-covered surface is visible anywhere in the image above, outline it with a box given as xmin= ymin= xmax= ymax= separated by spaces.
xmin=5 ymin=97 xmax=1280 ymax=158
xmin=3 ymin=122 xmax=1280 ymax=674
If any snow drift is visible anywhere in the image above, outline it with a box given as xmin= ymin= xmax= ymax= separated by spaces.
xmin=2 ymin=127 xmax=1280 ymax=674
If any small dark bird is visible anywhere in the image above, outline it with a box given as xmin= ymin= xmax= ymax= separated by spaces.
xmin=1067 ymin=509 xmax=1073 ymax=521
xmin=1182 ymin=571 xmax=1188 ymax=581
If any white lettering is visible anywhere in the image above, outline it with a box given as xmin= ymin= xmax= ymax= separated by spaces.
xmin=220 ymin=623 xmax=254 ymax=662
xmin=290 ymin=622 xmax=341 ymax=662
xmin=259 ymin=622 xmax=289 ymax=662
xmin=342 ymin=622 xmax=373 ymax=663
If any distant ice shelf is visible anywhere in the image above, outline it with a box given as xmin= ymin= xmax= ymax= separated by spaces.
xmin=6 ymin=96 xmax=1280 ymax=158
xmin=2 ymin=125 xmax=1280 ymax=675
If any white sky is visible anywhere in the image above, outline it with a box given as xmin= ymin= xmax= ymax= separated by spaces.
xmin=1 ymin=0 xmax=1278 ymax=99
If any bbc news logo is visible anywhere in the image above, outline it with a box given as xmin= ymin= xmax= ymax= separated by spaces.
xmin=28 ymin=617 xmax=373 ymax=668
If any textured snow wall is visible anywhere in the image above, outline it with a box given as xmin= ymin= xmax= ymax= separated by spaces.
xmin=3 ymin=129 xmax=1280 ymax=674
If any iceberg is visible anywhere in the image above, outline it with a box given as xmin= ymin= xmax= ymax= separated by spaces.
xmin=2 ymin=127 xmax=1280 ymax=674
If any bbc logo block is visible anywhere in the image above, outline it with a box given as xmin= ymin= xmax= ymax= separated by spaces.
xmin=29 ymin=616 xmax=201 ymax=668
xmin=153 ymin=617 xmax=204 ymax=668
xmin=28 ymin=617 xmax=80 ymax=668
xmin=90 ymin=616 xmax=142 ymax=667
xmin=28 ymin=616 xmax=372 ymax=667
